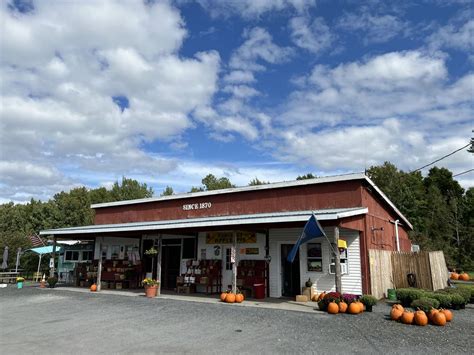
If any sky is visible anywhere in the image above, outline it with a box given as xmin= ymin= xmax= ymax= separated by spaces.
xmin=0 ymin=0 xmax=473 ymax=203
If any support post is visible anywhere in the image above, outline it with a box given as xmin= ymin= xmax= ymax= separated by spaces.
xmin=97 ymin=250 xmax=102 ymax=291
xmin=36 ymin=254 xmax=42 ymax=282
xmin=15 ymin=247 xmax=22 ymax=273
xmin=50 ymin=236 xmax=57 ymax=278
xmin=232 ymin=231 xmax=237 ymax=294
xmin=156 ymin=235 xmax=162 ymax=295
xmin=334 ymin=226 xmax=342 ymax=293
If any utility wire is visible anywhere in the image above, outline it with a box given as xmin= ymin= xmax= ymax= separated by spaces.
xmin=410 ymin=142 xmax=471 ymax=173
xmin=453 ymin=168 xmax=474 ymax=177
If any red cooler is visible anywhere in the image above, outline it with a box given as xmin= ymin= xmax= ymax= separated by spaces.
xmin=253 ymin=283 xmax=265 ymax=299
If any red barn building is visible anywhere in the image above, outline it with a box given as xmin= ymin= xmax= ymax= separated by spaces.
xmin=41 ymin=173 xmax=412 ymax=297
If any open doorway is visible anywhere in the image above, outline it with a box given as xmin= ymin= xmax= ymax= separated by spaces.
xmin=161 ymin=241 xmax=181 ymax=290
xmin=281 ymin=244 xmax=300 ymax=297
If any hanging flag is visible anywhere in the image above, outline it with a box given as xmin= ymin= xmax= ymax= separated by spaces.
xmin=29 ymin=234 xmax=44 ymax=247
xmin=287 ymin=214 xmax=327 ymax=263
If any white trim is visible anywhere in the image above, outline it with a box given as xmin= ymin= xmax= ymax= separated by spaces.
xmin=40 ymin=208 xmax=368 ymax=236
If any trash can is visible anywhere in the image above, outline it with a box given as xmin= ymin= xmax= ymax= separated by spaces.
xmin=253 ymin=283 xmax=265 ymax=299
xmin=387 ymin=288 xmax=397 ymax=301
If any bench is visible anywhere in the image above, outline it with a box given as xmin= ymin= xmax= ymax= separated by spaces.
xmin=0 ymin=272 xmax=19 ymax=284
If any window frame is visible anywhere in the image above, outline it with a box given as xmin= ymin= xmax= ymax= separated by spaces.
xmin=64 ymin=250 xmax=80 ymax=262
xmin=306 ymin=243 xmax=323 ymax=272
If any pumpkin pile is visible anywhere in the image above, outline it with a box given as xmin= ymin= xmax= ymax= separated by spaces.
xmin=390 ymin=304 xmax=453 ymax=326
xmin=450 ymin=271 xmax=470 ymax=281
xmin=220 ymin=291 xmax=244 ymax=304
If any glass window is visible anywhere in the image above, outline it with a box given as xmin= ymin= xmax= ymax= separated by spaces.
xmin=307 ymin=243 xmax=322 ymax=272
xmin=65 ymin=251 xmax=79 ymax=261
xmin=225 ymin=248 xmax=232 ymax=270
xmin=82 ymin=251 xmax=93 ymax=261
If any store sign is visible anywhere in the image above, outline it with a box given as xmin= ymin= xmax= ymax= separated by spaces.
xmin=206 ymin=232 xmax=257 ymax=244
xmin=182 ymin=202 xmax=212 ymax=211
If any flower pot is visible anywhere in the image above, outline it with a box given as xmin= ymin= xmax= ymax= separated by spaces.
xmin=17 ymin=282 xmax=23 ymax=289
xmin=452 ymin=304 xmax=461 ymax=310
xmin=365 ymin=305 xmax=373 ymax=312
xmin=145 ymin=285 xmax=158 ymax=298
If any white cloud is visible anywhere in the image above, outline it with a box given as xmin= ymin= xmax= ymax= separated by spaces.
xmin=194 ymin=0 xmax=316 ymax=18
xmin=223 ymin=70 xmax=256 ymax=84
xmin=427 ymin=19 xmax=474 ymax=52
xmin=0 ymin=0 xmax=220 ymax=201
xmin=289 ymin=16 xmax=334 ymax=54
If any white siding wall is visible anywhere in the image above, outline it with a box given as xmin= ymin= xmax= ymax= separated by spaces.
xmin=269 ymin=227 xmax=362 ymax=298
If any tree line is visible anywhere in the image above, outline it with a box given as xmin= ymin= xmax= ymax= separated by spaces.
xmin=0 ymin=166 xmax=472 ymax=271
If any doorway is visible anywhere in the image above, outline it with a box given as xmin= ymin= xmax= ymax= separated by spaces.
xmin=161 ymin=245 xmax=181 ymax=290
xmin=281 ymin=244 xmax=300 ymax=297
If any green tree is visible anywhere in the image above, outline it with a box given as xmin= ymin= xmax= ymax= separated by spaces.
xmin=202 ymin=174 xmax=235 ymax=191
xmin=296 ymin=173 xmax=316 ymax=180
xmin=189 ymin=186 xmax=204 ymax=193
xmin=110 ymin=177 xmax=153 ymax=201
xmin=89 ymin=187 xmax=111 ymax=204
xmin=248 ymin=177 xmax=269 ymax=186
xmin=161 ymin=186 xmax=174 ymax=196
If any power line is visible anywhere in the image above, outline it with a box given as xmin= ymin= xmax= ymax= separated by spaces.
xmin=410 ymin=143 xmax=471 ymax=173
xmin=453 ymin=168 xmax=474 ymax=177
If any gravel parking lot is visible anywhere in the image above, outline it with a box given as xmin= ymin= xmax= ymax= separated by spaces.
xmin=1 ymin=287 xmax=473 ymax=354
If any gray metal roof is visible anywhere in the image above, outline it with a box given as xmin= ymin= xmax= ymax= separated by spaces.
xmin=40 ymin=207 xmax=368 ymax=236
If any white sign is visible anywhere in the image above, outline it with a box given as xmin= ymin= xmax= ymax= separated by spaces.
xmin=49 ymin=258 xmax=54 ymax=268
xmin=183 ymin=202 xmax=212 ymax=211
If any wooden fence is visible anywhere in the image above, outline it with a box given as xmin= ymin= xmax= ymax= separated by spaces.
xmin=369 ymin=249 xmax=449 ymax=299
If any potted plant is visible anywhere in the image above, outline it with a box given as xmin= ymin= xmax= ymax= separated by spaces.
xmin=16 ymin=277 xmax=25 ymax=289
xmin=47 ymin=276 xmax=58 ymax=288
xmin=142 ymin=278 xmax=159 ymax=298
xmin=360 ymin=295 xmax=377 ymax=312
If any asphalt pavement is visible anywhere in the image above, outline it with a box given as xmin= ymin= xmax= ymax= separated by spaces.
xmin=1 ymin=286 xmax=473 ymax=354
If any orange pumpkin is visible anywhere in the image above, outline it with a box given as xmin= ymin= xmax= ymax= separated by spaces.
xmin=428 ymin=308 xmax=439 ymax=322
xmin=348 ymin=302 xmax=360 ymax=314
xmin=440 ymin=309 xmax=453 ymax=322
xmin=318 ymin=292 xmax=326 ymax=301
xmin=392 ymin=304 xmax=404 ymax=312
xmin=235 ymin=293 xmax=244 ymax=303
xmin=450 ymin=272 xmax=459 ymax=280
xmin=338 ymin=301 xmax=348 ymax=313
xmin=226 ymin=293 xmax=236 ymax=303
xmin=390 ymin=308 xmax=404 ymax=321
xmin=90 ymin=284 xmax=97 ymax=292
xmin=356 ymin=301 xmax=364 ymax=313
xmin=401 ymin=311 xmax=414 ymax=325
xmin=311 ymin=294 xmax=319 ymax=302
xmin=220 ymin=292 xmax=228 ymax=302
xmin=432 ymin=311 xmax=447 ymax=326
xmin=414 ymin=310 xmax=428 ymax=326
xmin=327 ymin=302 xmax=339 ymax=314
xmin=459 ymin=273 xmax=470 ymax=281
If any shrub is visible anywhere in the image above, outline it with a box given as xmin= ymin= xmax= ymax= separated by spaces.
xmin=432 ymin=293 xmax=452 ymax=309
xmin=360 ymin=295 xmax=377 ymax=306
xmin=342 ymin=293 xmax=359 ymax=304
xmin=450 ymin=294 xmax=465 ymax=308
xmin=456 ymin=284 xmax=474 ymax=302
xmin=396 ymin=288 xmax=425 ymax=306
xmin=442 ymin=287 xmax=470 ymax=304
xmin=47 ymin=276 xmax=58 ymax=288
xmin=410 ymin=297 xmax=440 ymax=313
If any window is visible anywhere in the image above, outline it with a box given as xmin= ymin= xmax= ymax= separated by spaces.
xmin=82 ymin=251 xmax=93 ymax=261
xmin=329 ymin=249 xmax=348 ymax=275
xmin=64 ymin=251 xmax=79 ymax=262
xmin=307 ymin=243 xmax=322 ymax=272
xmin=225 ymin=248 xmax=232 ymax=270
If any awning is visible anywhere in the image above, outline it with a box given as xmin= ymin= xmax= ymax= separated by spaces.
xmin=40 ymin=207 xmax=368 ymax=236
xmin=28 ymin=246 xmax=63 ymax=255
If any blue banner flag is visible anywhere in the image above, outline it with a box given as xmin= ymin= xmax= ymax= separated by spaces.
xmin=287 ymin=214 xmax=327 ymax=263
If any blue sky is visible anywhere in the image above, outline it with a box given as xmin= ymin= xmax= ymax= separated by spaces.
xmin=0 ymin=0 xmax=472 ymax=202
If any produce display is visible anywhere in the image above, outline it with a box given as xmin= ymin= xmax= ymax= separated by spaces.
xmin=389 ymin=304 xmax=454 ymax=327
xmin=219 ymin=291 xmax=245 ymax=304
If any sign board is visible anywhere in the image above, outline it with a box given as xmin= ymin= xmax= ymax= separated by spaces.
xmin=183 ymin=202 xmax=212 ymax=211
xmin=206 ymin=232 xmax=257 ymax=244
xmin=49 ymin=258 xmax=54 ymax=268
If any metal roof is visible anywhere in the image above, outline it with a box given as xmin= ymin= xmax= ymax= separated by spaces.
xmin=40 ymin=207 xmax=368 ymax=236
xmin=89 ymin=173 xmax=412 ymax=229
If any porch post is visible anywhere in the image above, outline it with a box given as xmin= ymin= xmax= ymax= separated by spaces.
xmin=97 ymin=241 xmax=102 ymax=291
xmin=156 ymin=235 xmax=162 ymax=295
xmin=36 ymin=253 xmax=42 ymax=282
xmin=50 ymin=236 xmax=57 ymax=278
xmin=232 ymin=231 xmax=237 ymax=294
xmin=334 ymin=226 xmax=342 ymax=293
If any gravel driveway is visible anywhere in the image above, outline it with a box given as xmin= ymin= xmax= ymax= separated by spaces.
xmin=1 ymin=287 xmax=472 ymax=354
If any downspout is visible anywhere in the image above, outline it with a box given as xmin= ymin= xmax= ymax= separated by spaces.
xmin=394 ymin=219 xmax=400 ymax=252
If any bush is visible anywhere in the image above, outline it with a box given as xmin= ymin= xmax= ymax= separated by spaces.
xmin=47 ymin=276 xmax=58 ymax=288
xmin=396 ymin=288 xmax=425 ymax=306
xmin=342 ymin=293 xmax=358 ymax=304
xmin=410 ymin=297 xmax=440 ymax=312
xmin=360 ymin=295 xmax=377 ymax=306
xmin=442 ymin=287 xmax=470 ymax=304
xmin=432 ymin=293 xmax=452 ymax=309
xmin=450 ymin=294 xmax=465 ymax=308
xmin=455 ymin=284 xmax=474 ymax=302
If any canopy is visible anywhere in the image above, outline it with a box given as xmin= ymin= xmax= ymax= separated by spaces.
xmin=29 ymin=246 xmax=62 ymax=255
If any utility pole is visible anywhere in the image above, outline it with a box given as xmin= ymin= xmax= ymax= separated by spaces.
xmin=334 ymin=226 xmax=342 ymax=293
